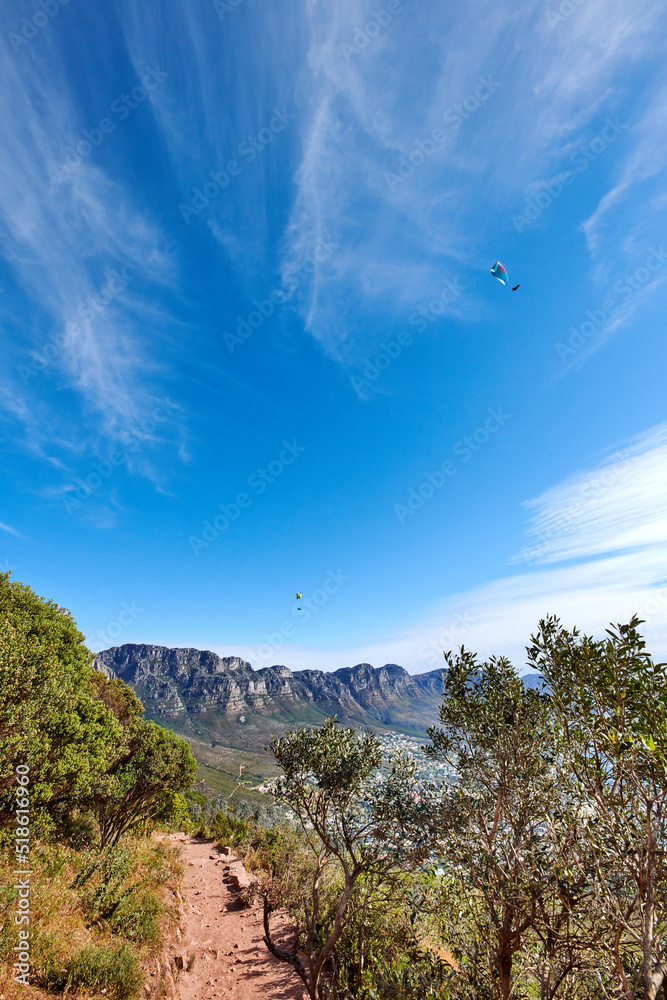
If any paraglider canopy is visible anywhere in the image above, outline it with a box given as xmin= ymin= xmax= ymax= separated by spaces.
xmin=491 ymin=261 xmax=509 ymax=285
xmin=296 ymin=592 xmax=302 ymax=600
xmin=491 ymin=261 xmax=519 ymax=291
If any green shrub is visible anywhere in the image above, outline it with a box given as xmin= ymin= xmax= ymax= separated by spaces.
xmin=32 ymin=929 xmax=71 ymax=991
xmin=73 ymin=843 xmax=134 ymax=919
xmin=209 ymin=809 xmax=255 ymax=845
xmin=65 ymin=942 xmax=144 ymax=1000
xmin=108 ymin=889 xmax=164 ymax=944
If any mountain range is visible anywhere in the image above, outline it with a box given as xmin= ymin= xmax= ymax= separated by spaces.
xmin=94 ymin=644 xmax=448 ymax=740
xmin=95 ymin=644 xmax=543 ymax=743
xmin=93 ymin=644 xmax=542 ymax=798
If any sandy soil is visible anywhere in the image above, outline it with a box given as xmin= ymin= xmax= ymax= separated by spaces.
xmin=168 ymin=834 xmax=307 ymax=1000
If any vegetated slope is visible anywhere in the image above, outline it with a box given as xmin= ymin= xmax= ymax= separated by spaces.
xmin=93 ymin=645 xmax=447 ymax=755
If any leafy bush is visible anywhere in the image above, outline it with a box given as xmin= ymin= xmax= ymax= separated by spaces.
xmin=64 ymin=942 xmax=144 ymax=1000
xmin=73 ymin=843 xmax=135 ymax=910
xmin=0 ymin=572 xmax=121 ymax=834
xmin=0 ymin=573 xmax=196 ymax=846
xmin=209 ymin=809 xmax=255 ymax=845
xmin=32 ymin=929 xmax=71 ymax=991
xmin=69 ymin=842 xmax=171 ymax=944
xmin=108 ymin=889 xmax=164 ymax=944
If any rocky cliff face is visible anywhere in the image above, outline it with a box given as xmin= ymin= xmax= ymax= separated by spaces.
xmin=93 ymin=644 xmax=446 ymax=729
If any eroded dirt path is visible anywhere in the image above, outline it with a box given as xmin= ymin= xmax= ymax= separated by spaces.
xmin=169 ymin=834 xmax=307 ymax=1000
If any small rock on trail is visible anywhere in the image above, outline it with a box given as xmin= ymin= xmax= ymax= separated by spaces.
xmin=169 ymin=834 xmax=307 ymax=1000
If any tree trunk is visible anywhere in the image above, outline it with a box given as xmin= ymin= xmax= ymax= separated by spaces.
xmin=497 ymin=920 xmax=514 ymax=1000
xmin=498 ymin=951 xmax=513 ymax=1000
xmin=262 ymin=894 xmax=310 ymax=992
xmin=642 ymin=809 xmax=666 ymax=1000
xmin=310 ymin=876 xmax=356 ymax=999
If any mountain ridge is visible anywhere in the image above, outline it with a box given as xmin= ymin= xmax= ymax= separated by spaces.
xmin=94 ymin=644 xmax=447 ymax=732
xmin=94 ymin=644 xmax=544 ymax=762
xmin=93 ymin=644 xmax=543 ymax=795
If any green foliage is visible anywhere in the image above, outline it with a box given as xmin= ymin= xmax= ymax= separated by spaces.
xmin=357 ymin=945 xmax=455 ymax=1000
xmin=209 ymin=808 xmax=255 ymax=845
xmin=264 ymin=717 xmax=431 ymax=999
xmin=332 ymin=871 xmax=453 ymax=1000
xmin=163 ymin=789 xmax=191 ymax=827
xmin=184 ymin=784 xmax=283 ymax=839
xmin=424 ymin=650 xmax=562 ymax=998
xmin=65 ymin=842 xmax=166 ymax=942
xmin=1 ymin=836 xmax=182 ymax=996
xmin=528 ymin=615 xmax=667 ymax=1000
xmin=63 ymin=942 xmax=144 ymax=1000
xmin=108 ymin=889 xmax=163 ymax=944
xmin=0 ymin=572 xmax=196 ymax=847
xmin=270 ymin=715 xmax=383 ymax=811
xmin=250 ymin=625 xmax=665 ymax=1000
xmin=88 ymin=718 xmax=197 ymax=847
xmin=0 ymin=572 xmax=121 ymax=831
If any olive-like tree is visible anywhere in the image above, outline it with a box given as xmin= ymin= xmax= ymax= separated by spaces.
xmin=0 ymin=571 xmax=196 ymax=848
xmin=264 ymin=717 xmax=430 ymax=1000
xmin=0 ymin=572 xmax=122 ymax=832
xmin=424 ymin=649 xmax=597 ymax=1000
xmin=529 ymin=616 xmax=667 ymax=1000
xmin=88 ymin=718 xmax=197 ymax=847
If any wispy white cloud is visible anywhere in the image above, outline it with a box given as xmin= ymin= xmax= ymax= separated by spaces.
xmin=281 ymin=0 xmax=667 ymax=361
xmin=0 ymin=24 xmax=180 ymax=464
xmin=0 ymin=521 xmax=23 ymax=538
xmin=582 ymin=81 xmax=667 ymax=253
xmin=517 ymin=422 xmax=667 ymax=564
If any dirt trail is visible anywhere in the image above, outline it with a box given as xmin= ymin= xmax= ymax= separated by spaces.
xmin=168 ymin=834 xmax=307 ymax=1000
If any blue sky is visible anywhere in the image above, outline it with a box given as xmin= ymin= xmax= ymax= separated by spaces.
xmin=2 ymin=0 xmax=667 ymax=673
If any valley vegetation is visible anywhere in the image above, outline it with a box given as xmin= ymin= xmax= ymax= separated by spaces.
xmin=3 ymin=568 xmax=667 ymax=1000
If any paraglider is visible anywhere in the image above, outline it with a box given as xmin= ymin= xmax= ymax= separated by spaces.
xmin=490 ymin=261 xmax=519 ymax=291
xmin=296 ymin=592 xmax=302 ymax=610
